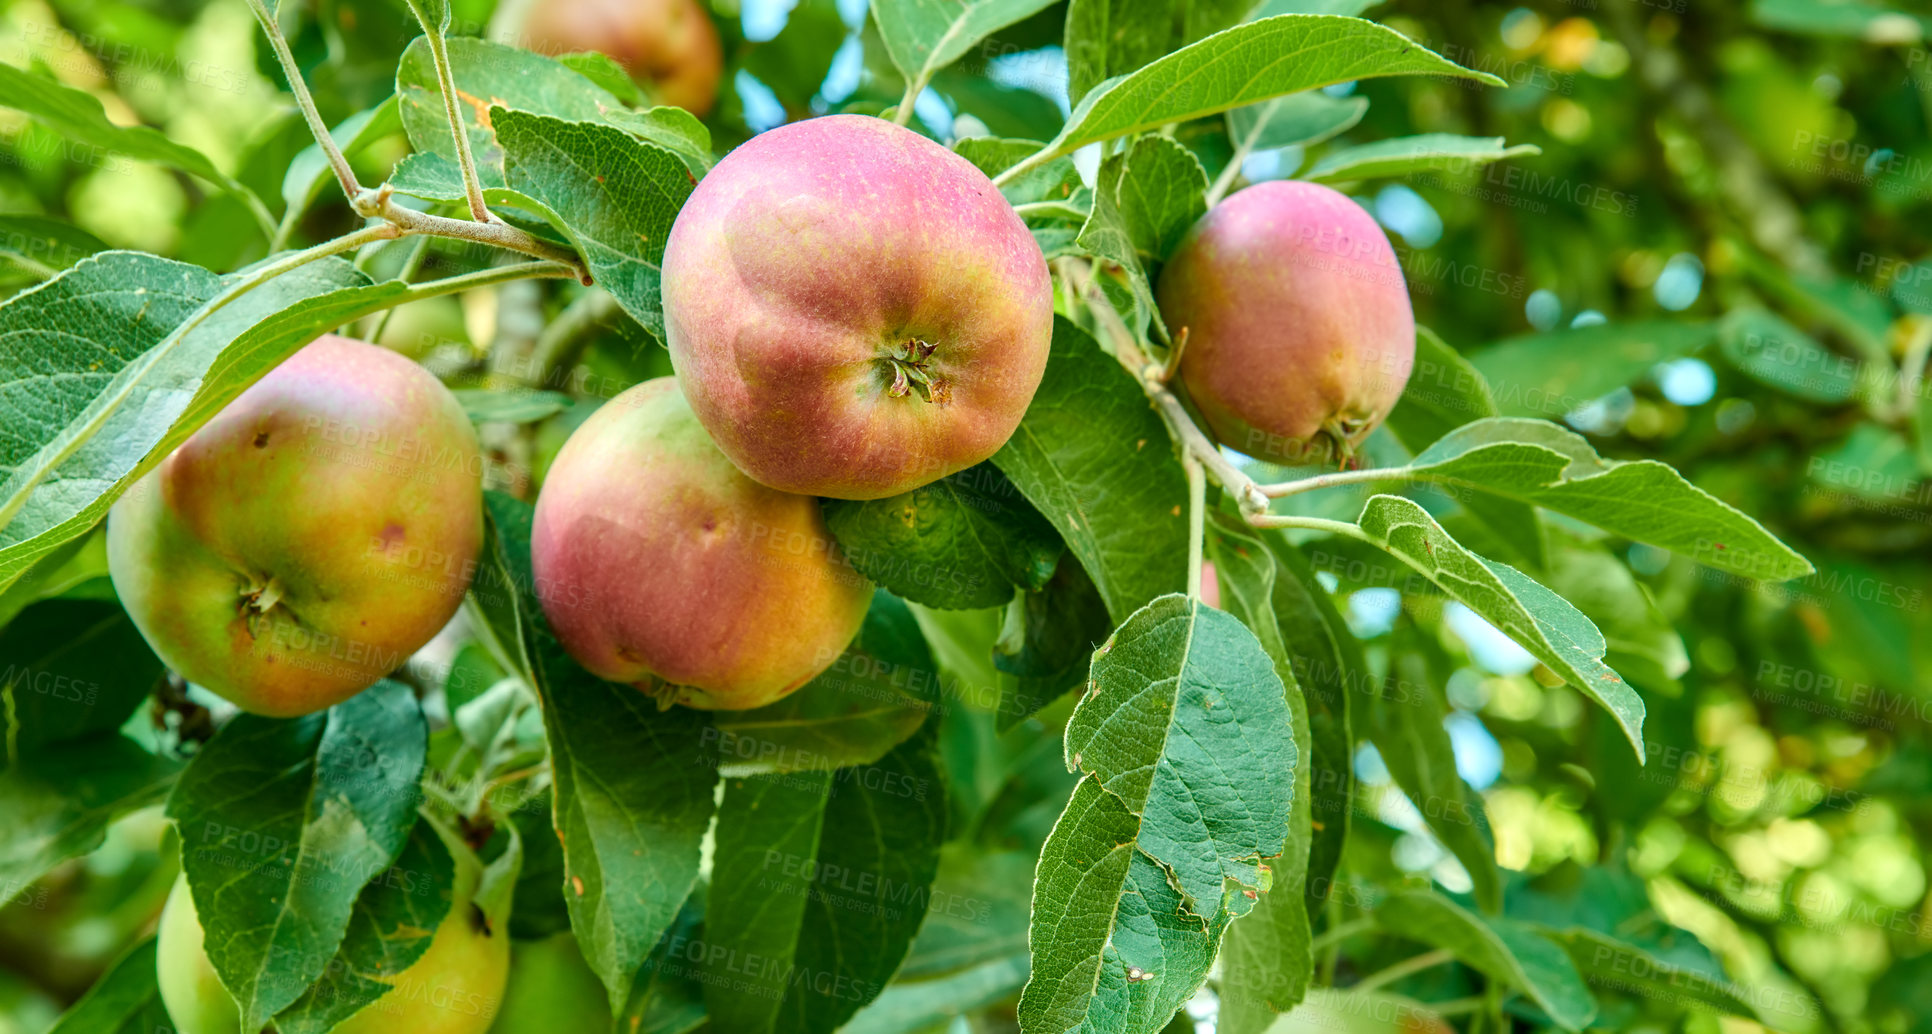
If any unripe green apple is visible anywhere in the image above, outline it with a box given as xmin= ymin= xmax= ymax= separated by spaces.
xmin=107 ymin=334 xmax=483 ymax=717
xmin=489 ymin=934 xmax=607 ymax=1033
xmin=1156 ymin=180 xmax=1415 ymax=466
xmin=662 ymin=114 xmax=1054 ymax=500
xmin=156 ymin=864 xmax=509 ymax=1034
xmin=510 ymin=0 xmax=722 ymax=115
xmin=376 ymin=297 xmax=472 ymax=361
xmin=530 ymin=378 xmax=871 ymax=709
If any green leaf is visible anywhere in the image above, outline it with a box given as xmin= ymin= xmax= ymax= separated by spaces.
xmin=896 ymin=846 xmax=1035 ymax=978
xmin=1038 ymin=15 xmax=1503 ymax=168
xmin=1472 ymin=319 xmax=1715 ymax=419
xmin=1715 ymin=307 xmax=1859 ymax=404
xmin=281 ymin=97 xmax=402 ymax=218
xmin=0 ymin=250 xmax=428 ymax=597
xmin=705 ymin=725 xmax=947 ymax=1034
xmin=479 ymin=492 xmax=720 ymax=1013
xmin=1545 ymin=926 xmax=1760 ymax=1020
xmin=1065 ymin=598 xmax=1297 ymax=913
xmin=1375 ymin=418 xmax=1812 ymax=581
xmin=874 ymin=0 xmax=1061 ymax=90
xmin=0 ymin=734 xmax=179 ymax=897
xmin=1304 ymin=133 xmax=1540 ymax=183
xmin=1261 ymin=988 xmax=1447 ymax=1032
xmin=845 ymin=954 xmax=1030 ymax=1034
xmin=506 ymin=802 xmax=571 ymax=941
xmin=1017 ymin=780 xmax=1222 ymax=1034
xmin=272 ymin=822 xmax=457 ymax=1034
xmin=1353 ymin=494 xmax=1647 ymax=758
xmin=602 ymin=107 xmax=715 ymax=176
xmin=166 ymin=682 xmax=429 ymax=1032
xmin=621 ymin=884 xmax=709 ymax=1034
xmin=451 ymin=388 xmax=573 ymax=425
xmin=1750 ymin=0 xmax=1931 ymax=41
xmin=558 ymin=51 xmax=649 ymax=105
xmin=45 ymin=936 xmax=170 ymax=1034
xmin=494 ymin=109 xmax=696 ymax=340
xmin=396 ymin=37 xmax=627 ymax=178
xmin=1226 ymin=91 xmax=1368 ymax=154
xmin=0 ymin=63 xmax=245 ymax=194
xmin=1203 ymin=517 xmax=1314 ymax=1032
xmin=1228 ymin=528 xmax=1356 ymax=912
xmin=1254 ymin=0 xmax=1383 ymax=15
xmin=993 ymin=558 xmax=1112 ymax=730
xmin=823 ymin=463 xmax=1064 ymax=610
xmin=1385 ymin=326 xmax=1501 ymax=452
xmin=952 ymin=136 xmax=1082 ymax=206
xmin=1544 ymin=540 xmax=1689 ymax=692
xmin=1374 ymin=892 xmax=1597 ymax=1032
xmin=712 ymin=591 xmax=935 ymax=776
xmin=0 ymin=215 xmax=107 ymax=277
xmin=2 ymin=599 xmax=162 ymax=761
xmin=992 ymin=318 xmax=1189 ymax=623
xmin=1020 ymin=595 xmax=1296 ymax=1034
xmin=1065 ymin=0 xmax=1260 ymax=105
xmin=1113 ymin=135 xmax=1210 ymax=265
xmin=1365 ymin=648 xmax=1502 ymax=913
xmin=471 ymin=494 xmax=536 ymax=685
xmin=1382 ymin=328 xmax=1546 ymax=571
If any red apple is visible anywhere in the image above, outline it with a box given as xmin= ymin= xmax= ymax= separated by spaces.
xmin=107 ymin=334 xmax=482 ymax=717
xmin=1157 ymin=180 xmax=1416 ymax=466
xmin=662 ymin=114 xmax=1054 ymax=500
xmin=513 ymin=0 xmax=723 ymax=116
xmin=530 ymin=377 xmax=871 ymax=709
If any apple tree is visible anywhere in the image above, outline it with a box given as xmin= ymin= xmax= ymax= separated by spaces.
xmin=0 ymin=1 xmax=1882 ymax=1033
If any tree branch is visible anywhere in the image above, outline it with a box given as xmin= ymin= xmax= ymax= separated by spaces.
xmin=360 ymin=186 xmax=590 ymax=283
xmin=403 ymin=0 xmax=493 ymax=223
xmin=242 ymin=0 xmax=360 ymax=204
xmin=1059 ymin=259 xmax=1270 ymax=518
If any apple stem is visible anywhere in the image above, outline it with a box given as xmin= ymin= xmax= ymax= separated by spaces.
xmin=402 ymin=0 xmax=495 ymax=224
xmin=892 ymin=74 xmax=928 ymax=129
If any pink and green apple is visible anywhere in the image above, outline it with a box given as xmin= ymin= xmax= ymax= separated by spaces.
xmin=662 ymin=114 xmax=1054 ymax=500
xmin=530 ymin=377 xmax=871 ymax=710
xmin=107 ymin=334 xmax=483 ymax=717
xmin=1157 ymin=180 xmax=1416 ymax=467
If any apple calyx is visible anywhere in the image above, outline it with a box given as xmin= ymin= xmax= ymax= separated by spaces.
xmin=237 ymin=574 xmax=288 ymax=637
xmin=883 ymin=338 xmax=950 ymax=404
xmin=1319 ymin=414 xmax=1374 ymax=470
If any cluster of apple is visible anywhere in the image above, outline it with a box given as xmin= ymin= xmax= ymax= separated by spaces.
xmin=111 ymin=75 xmax=1415 ymax=1034
xmin=107 ymin=114 xmax=1415 ymax=723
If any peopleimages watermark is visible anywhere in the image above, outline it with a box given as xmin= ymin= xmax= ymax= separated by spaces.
xmin=1415 ymin=163 xmax=1638 ymax=219
xmin=653 ymin=933 xmax=881 ymax=1004
xmin=756 ymin=849 xmax=992 ymax=925
xmin=1753 ymin=660 xmax=1932 ymax=730
xmin=1787 ymin=130 xmax=1932 ymax=200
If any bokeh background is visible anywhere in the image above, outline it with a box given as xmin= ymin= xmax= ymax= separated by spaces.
xmin=5 ymin=1 xmax=1932 ymax=1031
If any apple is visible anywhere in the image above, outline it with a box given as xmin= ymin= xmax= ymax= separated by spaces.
xmin=530 ymin=377 xmax=871 ymax=709
xmin=107 ymin=334 xmax=483 ymax=717
xmin=156 ymin=863 xmax=508 ymax=1034
xmin=375 ymin=296 xmax=471 ymax=361
xmin=489 ymin=934 xmax=608 ymax=1033
xmin=511 ymin=0 xmax=723 ymax=116
xmin=662 ymin=114 xmax=1054 ymax=500
xmin=1156 ymin=180 xmax=1416 ymax=467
